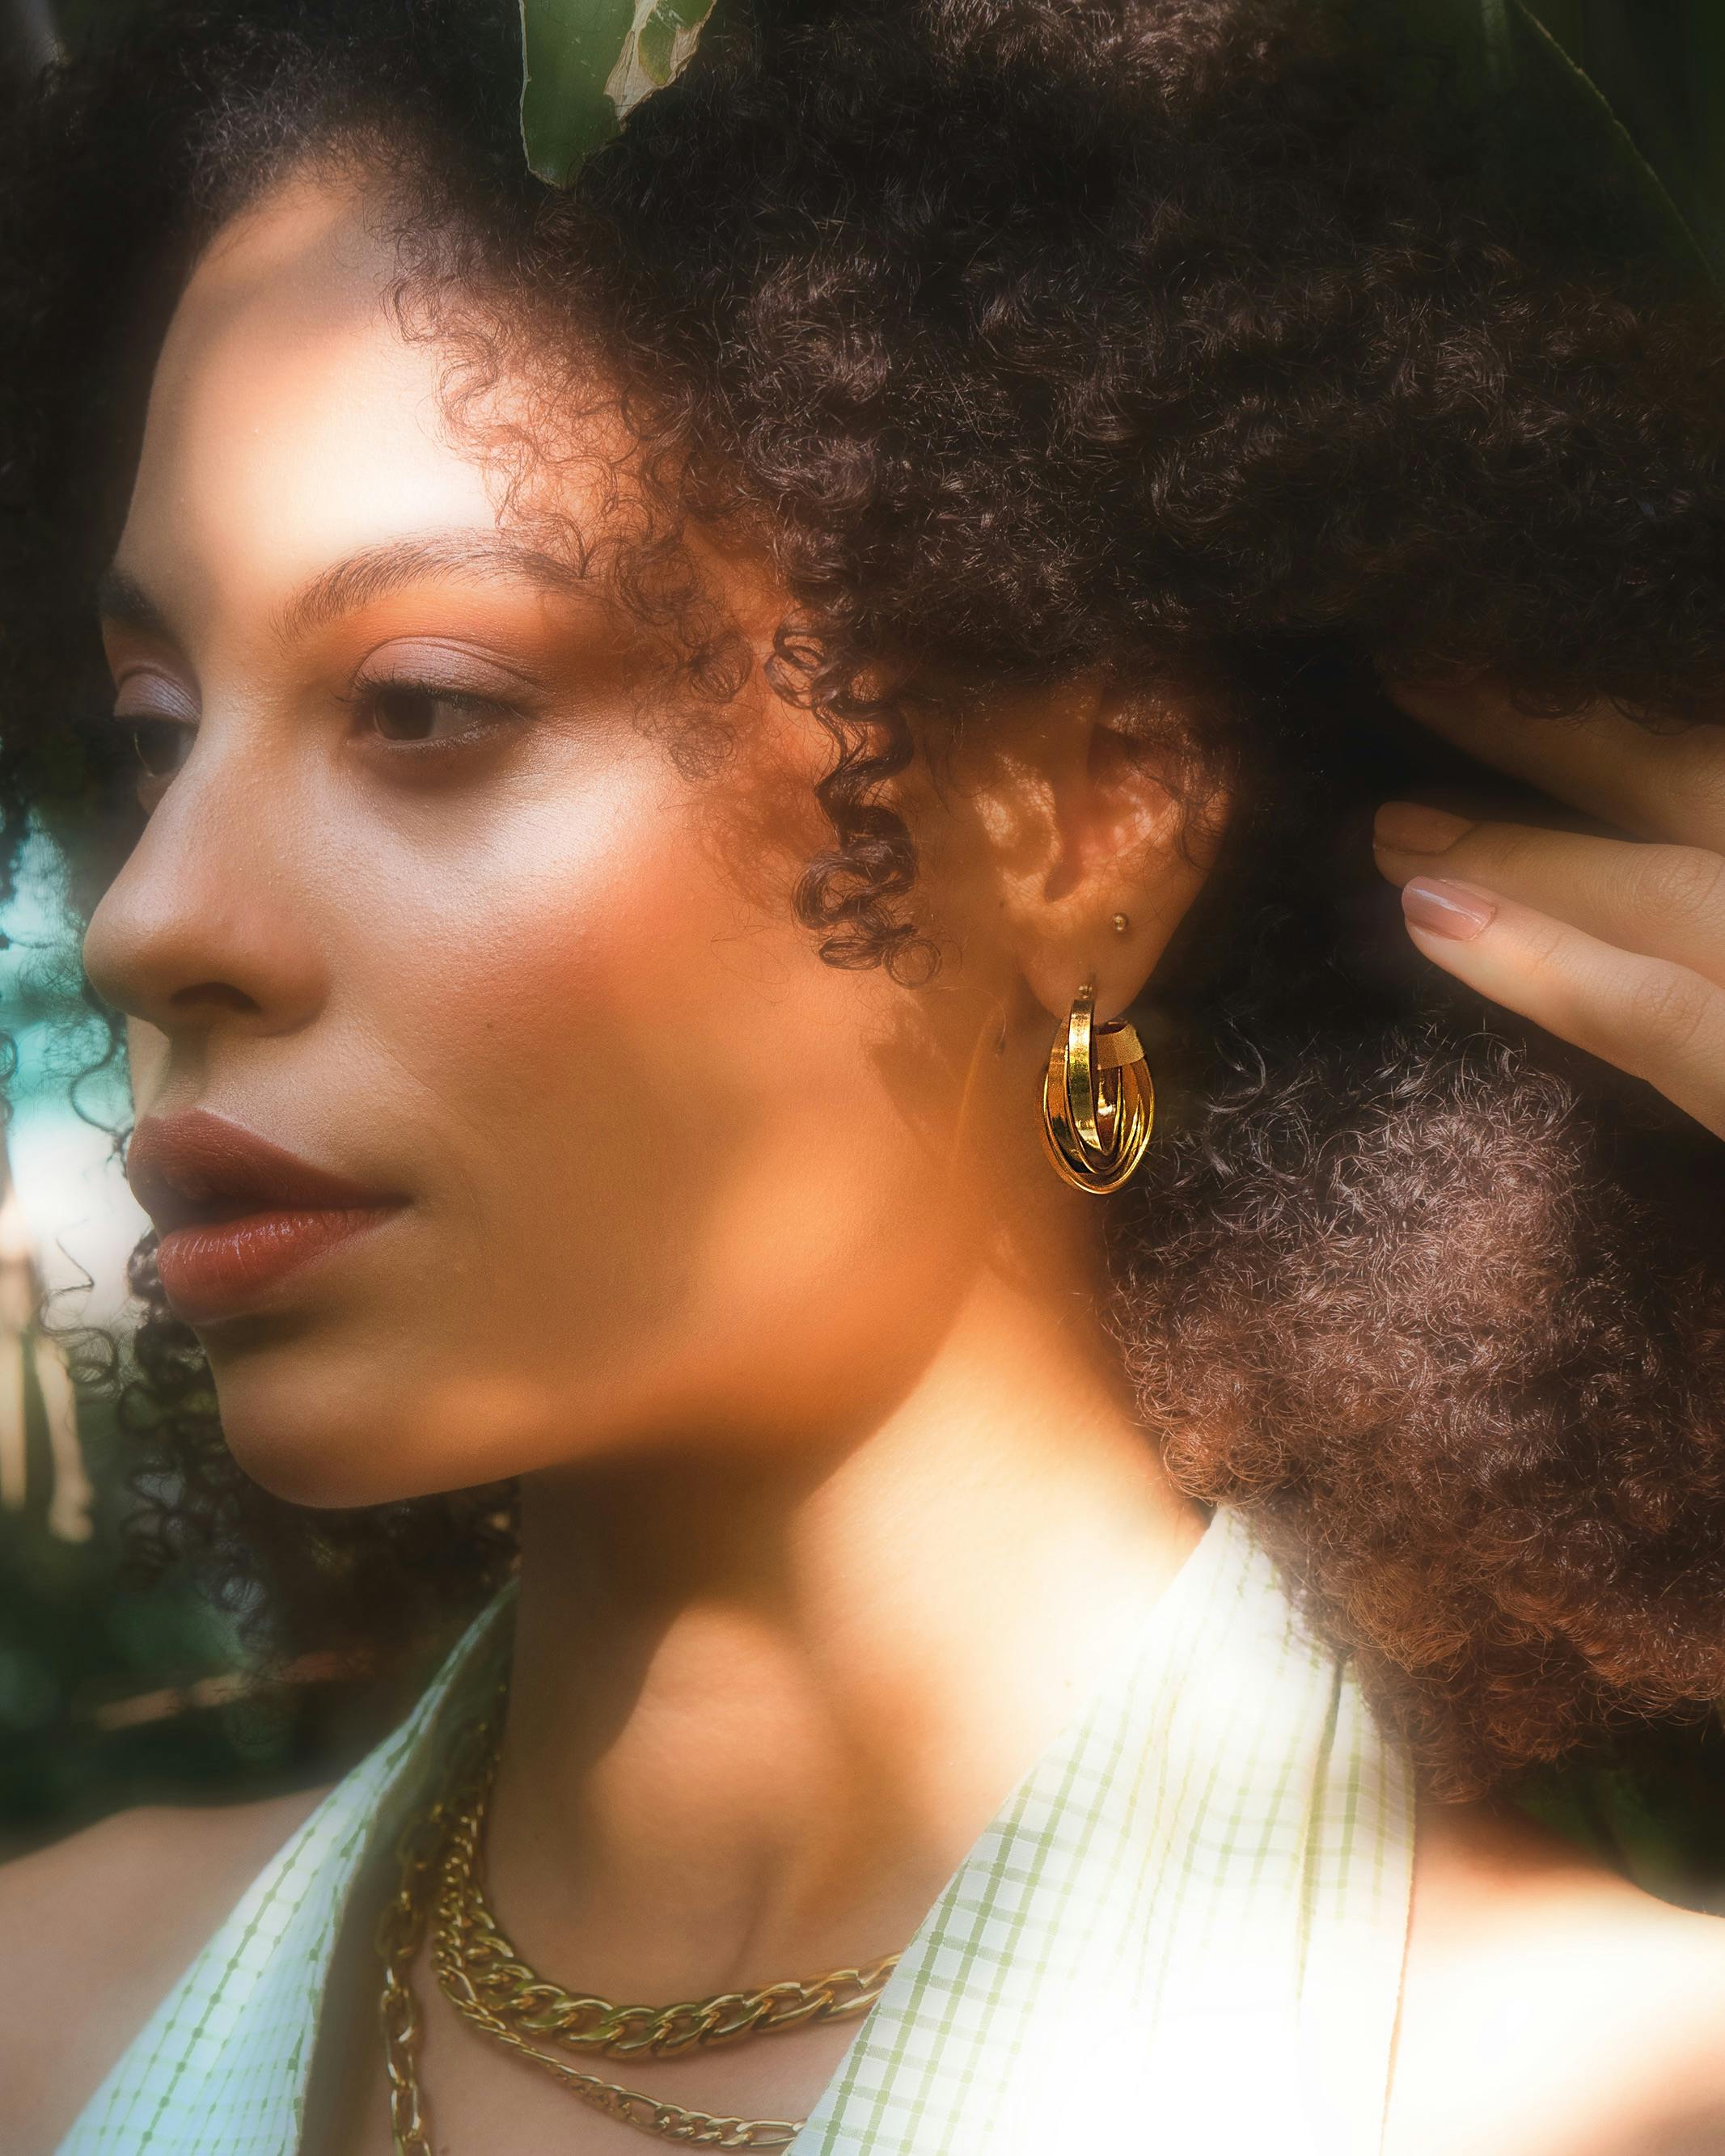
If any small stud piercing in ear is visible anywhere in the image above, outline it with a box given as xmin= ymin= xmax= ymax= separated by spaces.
xmin=1111 ymin=912 xmax=1130 ymax=936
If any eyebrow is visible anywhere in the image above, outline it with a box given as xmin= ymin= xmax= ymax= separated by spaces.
xmin=275 ymin=535 xmax=585 ymax=645
xmin=95 ymin=567 xmax=175 ymax=640
xmin=96 ymin=535 xmax=586 ymax=649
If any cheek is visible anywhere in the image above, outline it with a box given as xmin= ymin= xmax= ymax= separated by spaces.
xmin=330 ymin=738 xmax=959 ymax=1418
xmin=353 ymin=759 xmax=739 ymax=1198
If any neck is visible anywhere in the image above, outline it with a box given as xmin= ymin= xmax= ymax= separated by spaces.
xmin=484 ymin=1265 xmax=1205 ymax=1999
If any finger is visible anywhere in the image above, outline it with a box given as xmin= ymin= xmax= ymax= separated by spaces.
xmin=1374 ymin=801 xmax=1725 ymax=989
xmin=1379 ymin=673 xmax=1725 ymax=852
xmin=1396 ymin=873 xmax=1725 ymax=1139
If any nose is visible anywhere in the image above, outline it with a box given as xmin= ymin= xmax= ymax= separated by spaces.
xmin=82 ymin=729 xmax=328 ymax=1045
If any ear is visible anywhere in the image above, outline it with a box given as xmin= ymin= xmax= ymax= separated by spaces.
xmin=958 ymin=668 xmax=1231 ymax=1029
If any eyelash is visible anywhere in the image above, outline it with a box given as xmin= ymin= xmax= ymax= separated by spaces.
xmin=119 ymin=677 xmax=520 ymax=793
xmin=349 ymin=677 xmax=520 ymax=751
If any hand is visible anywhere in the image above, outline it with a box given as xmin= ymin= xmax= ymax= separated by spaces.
xmin=1371 ymin=678 xmax=1725 ymax=1140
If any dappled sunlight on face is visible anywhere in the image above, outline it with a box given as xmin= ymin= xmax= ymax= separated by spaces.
xmin=80 ymin=167 xmax=1033 ymax=1506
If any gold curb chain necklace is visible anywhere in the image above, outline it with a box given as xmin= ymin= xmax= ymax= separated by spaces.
xmin=376 ymin=1679 xmax=899 ymax=2151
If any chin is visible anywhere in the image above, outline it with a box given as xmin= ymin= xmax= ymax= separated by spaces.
xmin=200 ymin=1330 xmax=446 ymax=1510
xmin=202 ymin=1320 xmax=559 ymax=1508
xmin=218 ymin=1414 xmax=421 ymax=1511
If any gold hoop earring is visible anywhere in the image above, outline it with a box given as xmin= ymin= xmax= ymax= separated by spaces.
xmin=1038 ymin=978 xmax=1155 ymax=1195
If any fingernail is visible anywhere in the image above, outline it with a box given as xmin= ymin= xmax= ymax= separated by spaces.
xmin=1374 ymin=801 xmax=1473 ymax=853
xmin=1402 ymin=877 xmax=1497 ymax=941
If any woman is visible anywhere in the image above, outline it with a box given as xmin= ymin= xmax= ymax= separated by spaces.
xmin=2 ymin=0 xmax=1725 ymax=2150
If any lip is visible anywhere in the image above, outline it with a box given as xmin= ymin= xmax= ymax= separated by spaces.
xmin=128 ymin=1108 xmax=408 ymax=1322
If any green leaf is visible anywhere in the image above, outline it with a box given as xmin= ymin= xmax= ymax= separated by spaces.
xmin=519 ymin=0 xmax=634 ymax=185
xmin=1505 ymin=1 xmax=1718 ymax=294
xmin=520 ymin=0 xmax=718 ymax=188
xmin=1516 ymin=1 xmax=1725 ymax=291
xmin=1395 ymin=0 xmax=1722 ymax=296
xmin=636 ymin=11 xmax=677 ymax=88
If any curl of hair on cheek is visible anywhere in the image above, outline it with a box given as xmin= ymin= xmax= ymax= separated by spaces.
xmin=376 ymin=231 xmax=943 ymax=983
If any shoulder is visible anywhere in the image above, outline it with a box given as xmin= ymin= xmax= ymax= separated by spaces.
xmin=1385 ymin=1795 xmax=1725 ymax=2156
xmin=0 ymin=1782 xmax=332 ymax=2156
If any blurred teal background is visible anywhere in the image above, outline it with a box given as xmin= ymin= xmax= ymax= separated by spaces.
xmin=0 ymin=825 xmax=365 ymax=1859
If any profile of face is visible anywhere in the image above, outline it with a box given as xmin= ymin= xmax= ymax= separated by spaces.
xmin=80 ymin=167 xmax=1214 ymax=1508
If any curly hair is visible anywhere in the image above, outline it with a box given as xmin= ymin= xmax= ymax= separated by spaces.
xmin=2 ymin=0 xmax=1725 ymax=1799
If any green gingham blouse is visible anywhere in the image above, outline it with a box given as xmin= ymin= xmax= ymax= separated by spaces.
xmin=54 ymin=1503 xmax=1416 ymax=2155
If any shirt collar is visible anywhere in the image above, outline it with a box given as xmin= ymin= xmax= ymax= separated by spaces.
xmin=57 ymin=1506 xmax=1412 ymax=2156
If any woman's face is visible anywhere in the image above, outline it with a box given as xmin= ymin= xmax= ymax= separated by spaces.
xmin=80 ymin=169 xmax=1117 ymax=1505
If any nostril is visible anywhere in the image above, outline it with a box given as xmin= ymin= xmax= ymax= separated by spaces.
xmin=168 ymin=980 xmax=260 ymax=1013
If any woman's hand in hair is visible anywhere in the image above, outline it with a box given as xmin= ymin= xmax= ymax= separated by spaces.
xmin=1371 ymin=679 xmax=1725 ymax=1141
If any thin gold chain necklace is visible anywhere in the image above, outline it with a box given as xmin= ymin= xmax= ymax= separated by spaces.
xmin=375 ymin=1681 xmax=900 ymax=2152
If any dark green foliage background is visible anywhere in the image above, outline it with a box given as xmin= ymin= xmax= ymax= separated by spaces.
xmin=1529 ymin=0 xmax=1725 ymax=281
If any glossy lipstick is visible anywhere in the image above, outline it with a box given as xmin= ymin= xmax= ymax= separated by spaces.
xmin=127 ymin=1109 xmax=407 ymax=1322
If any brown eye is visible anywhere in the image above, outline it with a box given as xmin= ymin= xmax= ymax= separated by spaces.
xmin=363 ymin=683 xmax=499 ymax=745
xmin=125 ymin=717 xmax=194 ymax=780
